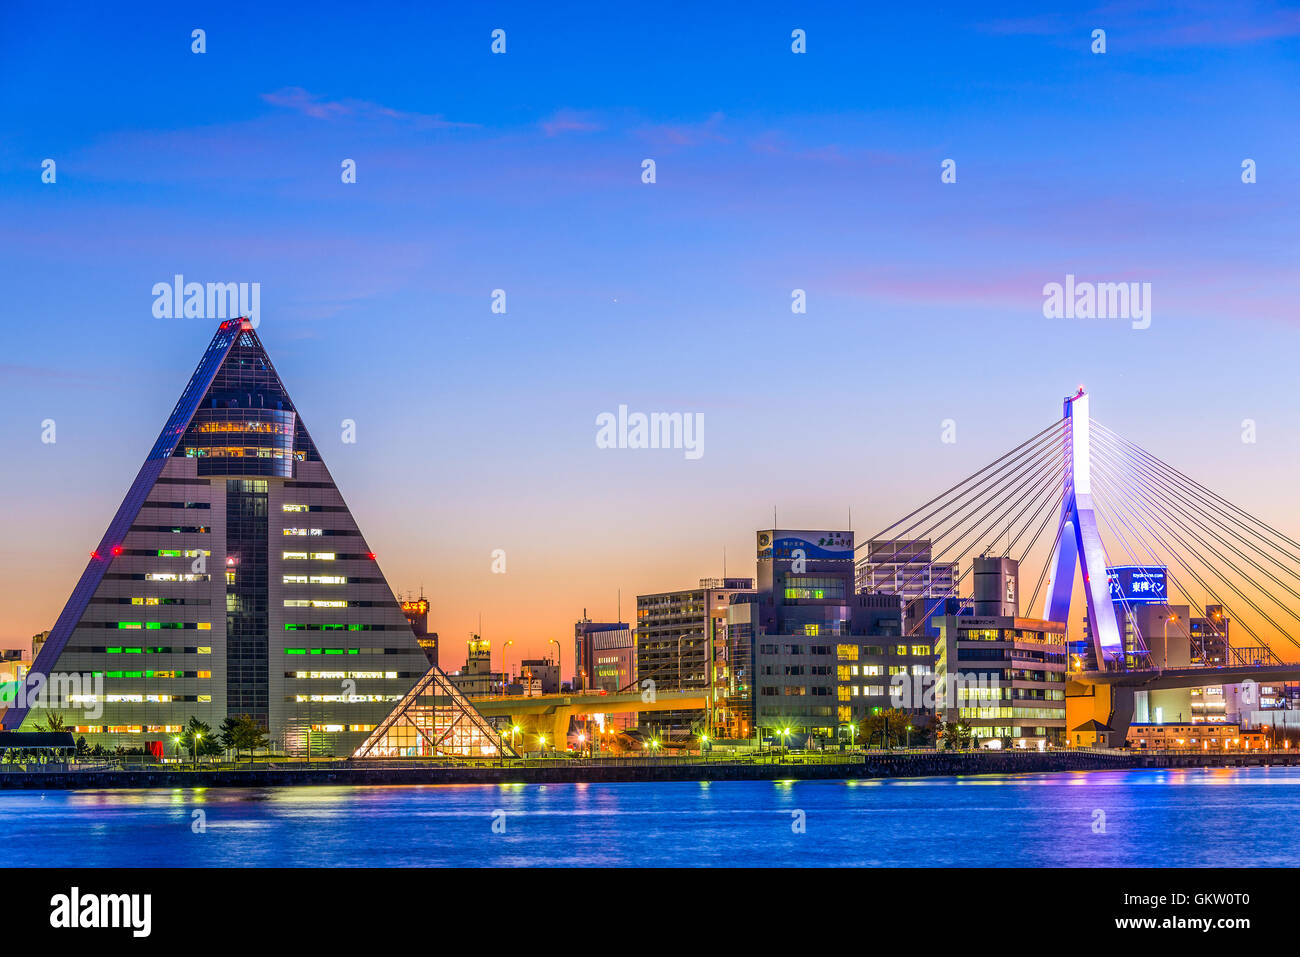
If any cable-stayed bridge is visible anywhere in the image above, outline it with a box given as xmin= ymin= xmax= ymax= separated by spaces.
xmin=863 ymin=388 xmax=1300 ymax=746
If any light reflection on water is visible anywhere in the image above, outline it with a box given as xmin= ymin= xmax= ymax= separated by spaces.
xmin=3 ymin=767 xmax=1298 ymax=867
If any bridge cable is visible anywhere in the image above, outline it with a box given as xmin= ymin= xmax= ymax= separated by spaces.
xmin=1090 ymin=438 xmax=1300 ymax=634
xmin=1089 ymin=444 xmax=1291 ymax=658
xmin=1090 ymin=426 xmax=1300 ymax=612
xmin=1087 ymin=458 xmax=1241 ymax=664
xmin=890 ymin=445 xmax=1064 ymax=599
xmin=1093 ymin=419 xmax=1300 ymax=571
xmin=897 ymin=456 xmax=1064 ymax=635
xmin=860 ymin=419 xmax=1064 ymax=548
xmin=865 ymin=424 xmax=1065 ymax=569
xmin=872 ymin=437 xmax=1063 ymax=598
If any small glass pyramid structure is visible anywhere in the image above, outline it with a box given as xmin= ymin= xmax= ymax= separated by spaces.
xmin=353 ymin=668 xmax=514 ymax=758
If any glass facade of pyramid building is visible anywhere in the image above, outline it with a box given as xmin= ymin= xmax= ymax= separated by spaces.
xmin=2 ymin=318 xmax=499 ymax=758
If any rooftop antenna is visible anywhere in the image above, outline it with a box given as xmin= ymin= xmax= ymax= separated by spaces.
xmin=617 ymin=589 xmax=621 ymax=623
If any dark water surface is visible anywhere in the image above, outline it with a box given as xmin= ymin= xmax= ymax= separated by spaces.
xmin=5 ymin=767 xmax=1295 ymax=866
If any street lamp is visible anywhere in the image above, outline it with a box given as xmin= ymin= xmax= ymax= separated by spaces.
xmin=548 ymin=638 xmax=562 ymax=695
xmin=192 ymin=731 xmax=201 ymax=769
xmin=1162 ymin=614 xmax=1179 ymax=668
xmin=501 ymin=640 xmax=514 ymax=694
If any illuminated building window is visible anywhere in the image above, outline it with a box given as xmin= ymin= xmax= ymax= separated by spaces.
xmin=292 ymin=671 xmax=395 ymax=679
xmin=283 ymin=551 xmax=308 ymax=560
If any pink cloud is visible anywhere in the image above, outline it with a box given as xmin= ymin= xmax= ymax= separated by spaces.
xmin=635 ymin=111 xmax=730 ymax=147
xmin=261 ymin=87 xmax=477 ymax=129
xmin=540 ymin=109 xmax=603 ymax=136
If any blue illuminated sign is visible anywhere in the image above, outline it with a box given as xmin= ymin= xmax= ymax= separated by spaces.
xmin=1107 ymin=565 xmax=1167 ymax=604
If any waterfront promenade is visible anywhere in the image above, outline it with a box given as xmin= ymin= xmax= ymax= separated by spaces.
xmin=6 ymin=746 xmax=1295 ymax=790
xmin=0 ymin=748 xmax=1144 ymax=789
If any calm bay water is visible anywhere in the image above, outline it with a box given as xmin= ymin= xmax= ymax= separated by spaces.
xmin=4 ymin=767 xmax=1297 ymax=867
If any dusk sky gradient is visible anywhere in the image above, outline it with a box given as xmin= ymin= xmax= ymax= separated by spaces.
xmin=2 ymin=2 xmax=1299 ymax=672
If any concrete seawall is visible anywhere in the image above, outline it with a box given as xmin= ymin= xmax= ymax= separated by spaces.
xmin=0 ymin=750 xmax=1141 ymax=790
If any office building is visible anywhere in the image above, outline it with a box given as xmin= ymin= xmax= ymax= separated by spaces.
xmin=574 ymin=615 xmax=628 ymax=691
xmin=726 ymin=530 xmax=920 ymax=745
xmin=449 ymin=637 xmax=508 ymax=697
xmin=518 ymin=657 xmax=560 ymax=695
xmin=934 ymin=556 xmax=1067 ymax=747
xmin=636 ymin=577 xmax=754 ymax=739
xmin=855 ymin=539 xmax=956 ymax=601
xmin=0 ymin=650 xmax=30 ymax=708
xmin=1126 ymin=722 xmax=1264 ymax=751
xmin=400 ymin=595 xmax=438 ymax=667
xmin=587 ymin=626 xmax=637 ymax=729
xmin=1189 ymin=605 xmax=1229 ymax=666
xmin=1080 ymin=567 xmax=1226 ymax=672
xmin=1 ymin=319 xmax=490 ymax=757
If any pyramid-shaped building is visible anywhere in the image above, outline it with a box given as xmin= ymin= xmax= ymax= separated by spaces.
xmin=4 ymin=318 xmax=504 ymax=759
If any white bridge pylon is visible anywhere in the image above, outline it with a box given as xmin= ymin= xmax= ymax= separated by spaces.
xmin=1040 ymin=389 xmax=1123 ymax=664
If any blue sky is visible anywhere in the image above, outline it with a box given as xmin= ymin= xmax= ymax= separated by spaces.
xmin=2 ymin=1 xmax=1299 ymax=666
